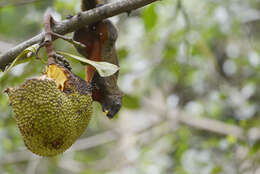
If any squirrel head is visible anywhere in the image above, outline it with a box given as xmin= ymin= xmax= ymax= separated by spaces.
xmin=102 ymin=94 xmax=122 ymax=119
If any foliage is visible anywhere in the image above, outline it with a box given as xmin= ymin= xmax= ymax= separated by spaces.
xmin=1 ymin=0 xmax=260 ymax=173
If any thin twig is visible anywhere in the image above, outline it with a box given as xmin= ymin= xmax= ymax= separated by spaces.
xmin=67 ymin=130 xmax=118 ymax=152
xmin=178 ymin=114 xmax=246 ymax=140
xmin=47 ymin=31 xmax=86 ymax=50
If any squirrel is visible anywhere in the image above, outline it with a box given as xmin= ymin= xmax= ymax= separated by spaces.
xmin=73 ymin=0 xmax=123 ymax=118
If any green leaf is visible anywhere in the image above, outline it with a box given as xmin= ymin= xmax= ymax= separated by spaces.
xmin=1 ymin=44 xmax=40 ymax=78
xmin=250 ymin=139 xmax=260 ymax=155
xmin=122 ymin=95 xmax=141 ymax=109
xmin=57 ymin=51 xmax=119 ymax=77
xmin=142 ymin=3 xmax=158 ymax=32
xmin=117 ymin=47 xmax=129 ymax=61
xmin=227 ymin=135 xmax=237 ymax=145
xmin=210 ymin=166 xmax=223 ymax=174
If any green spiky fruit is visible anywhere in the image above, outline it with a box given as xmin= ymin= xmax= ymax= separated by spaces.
xmin=6 ymin=64 xmax=92 ymax=156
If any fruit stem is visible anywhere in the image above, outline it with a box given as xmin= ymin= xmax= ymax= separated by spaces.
xmin=43 ymin=11 xmax=56 ymax=65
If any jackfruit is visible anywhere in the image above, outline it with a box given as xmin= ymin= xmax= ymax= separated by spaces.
xmin=6 ymin=63 xmax=93 ymax=156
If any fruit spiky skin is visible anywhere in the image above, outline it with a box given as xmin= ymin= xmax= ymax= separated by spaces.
xmin=7 ymin=76 xmax=92 ymax=156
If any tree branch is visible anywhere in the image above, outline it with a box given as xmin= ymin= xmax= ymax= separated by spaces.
xmin=0 ymin=0 xmax=158 ymax=71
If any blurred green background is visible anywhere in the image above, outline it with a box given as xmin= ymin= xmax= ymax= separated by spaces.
xmin=1 ymin=0 xmax=260 ymax=173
